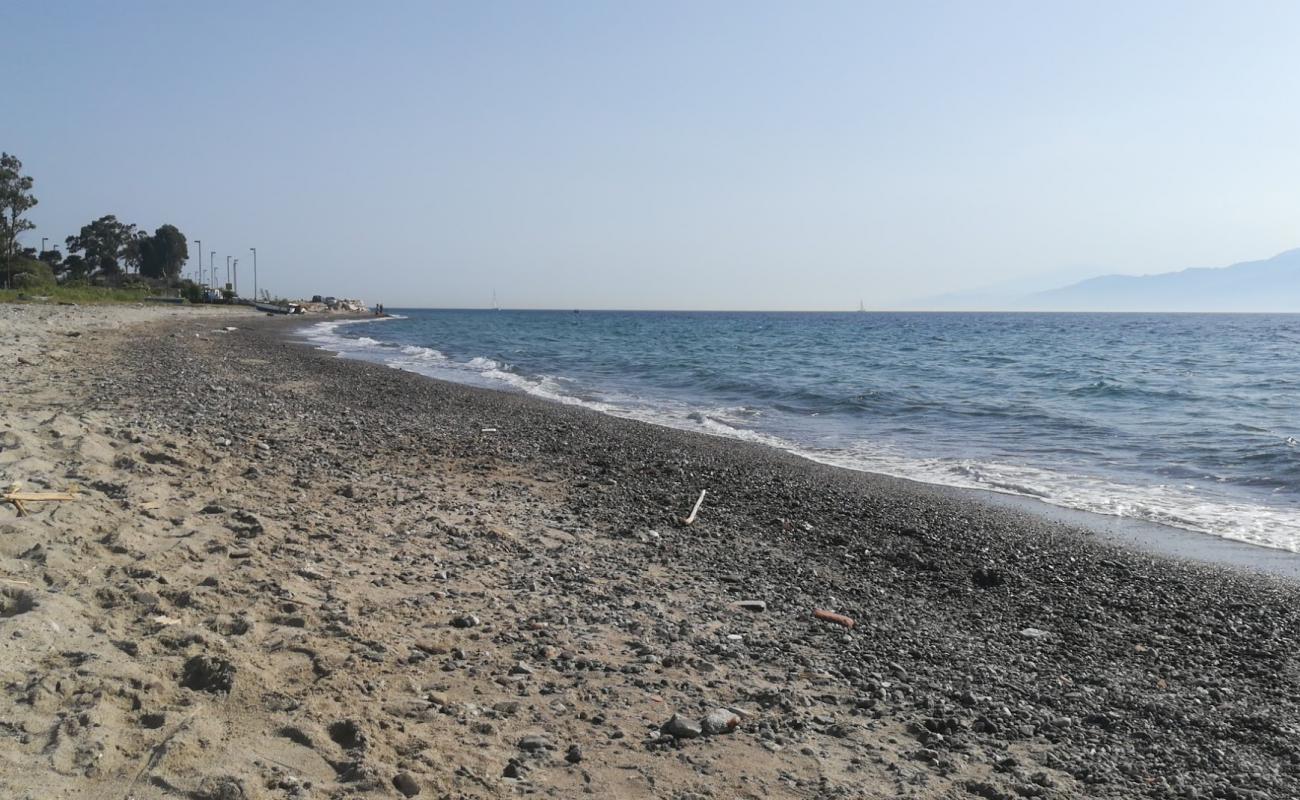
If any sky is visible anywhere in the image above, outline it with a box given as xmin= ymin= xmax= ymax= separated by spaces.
xmin=5 ymin=1 xmax=1300 ymax=310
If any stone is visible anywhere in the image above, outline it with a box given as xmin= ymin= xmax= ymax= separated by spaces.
xmin=565 ymin=744 xmax=583 ymax=764
xmin=1019 ymin=628 xmax=1049 ymax=640
xmin=701 ymin=708 xmax=740 ymax=736
xmin=451 ymin=614 xmax=480 ymax=629
xmin=662 ymin=714 xmax=703 ymax=739
xmin=297 ymin=565 xmax=327 ymax=581
xmin=426 ymin=691 xmax=450 ymax=707
xmin=518 ymin=735 xmax=552 ymax=752
xmin=193 ymin=776 xmax=250 ymax=800
xmin=392 ymin=772 xmax=421 ymax=797
xmin=734 ymin=600 xmax=767 ymax=612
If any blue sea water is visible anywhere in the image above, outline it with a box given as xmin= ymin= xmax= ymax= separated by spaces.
xmin=304 ymin=310 xmax=1300 ymax=552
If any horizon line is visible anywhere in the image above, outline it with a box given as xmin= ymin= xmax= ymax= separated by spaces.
xmin=371 ymin=306 xmax=1300 ymax=315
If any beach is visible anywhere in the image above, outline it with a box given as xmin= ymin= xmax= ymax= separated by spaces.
xmin=3 ymin=304 xmax=1299 ymax=799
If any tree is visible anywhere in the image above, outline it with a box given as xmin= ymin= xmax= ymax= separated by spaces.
xmin=0 ymin=152 xmax=38 ymax=289
xmin=65 ymin=215 xmax=136 ymax=277
xmin=38 ymin=248 xmax=62 ymax=270
xmin=124 ymin=231 xmax=146 ymax=275
xmin=61 ymin=254 xmax=89 ymax=281
xmin=137 ymin=224 xmax=188 ymax=279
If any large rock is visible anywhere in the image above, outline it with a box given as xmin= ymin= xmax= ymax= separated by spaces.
xmin=662 ymin=714 xmax=703 ymax=739
xmin=702 ymin=708 xmax=741 ymax=735
xmin=392 ymin=772 xmax=421 ymax=797
xmin=518 ymin=734 xmax=552 ymax=752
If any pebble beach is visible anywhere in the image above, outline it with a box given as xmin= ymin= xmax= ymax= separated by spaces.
xmin=2 ymin=304 xmax=1299 ymax=799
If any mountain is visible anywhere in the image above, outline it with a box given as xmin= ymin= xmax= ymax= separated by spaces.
xmin=1029 ymin=248 xmax=1300 ymax=312
xmin=900 ymin=267 xmax=1104 ymax=311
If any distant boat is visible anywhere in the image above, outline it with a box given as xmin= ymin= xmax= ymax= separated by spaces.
xmin=493 ymin=289 xmax=500 ymax=311
xmin=857 ymin=299 xmax=866 ymax=313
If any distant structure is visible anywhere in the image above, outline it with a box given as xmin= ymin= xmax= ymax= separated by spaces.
xmin=296 ymin=295 xmax=368 ymax=313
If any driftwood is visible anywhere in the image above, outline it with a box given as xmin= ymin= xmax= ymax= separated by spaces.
xmin=681 ymin=489 xmax=708 ymax=525
xmin=3 ymin=489 xmax=78 ymax=517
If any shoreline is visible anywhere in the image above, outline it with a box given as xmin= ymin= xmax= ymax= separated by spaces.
xmin=294 ymin=315 xmax=1300 ymax=582
xmin=4 ymin=304 xmax=1300 ymax=799
xmin=967 ymin=487 xmax=1300 ymax=581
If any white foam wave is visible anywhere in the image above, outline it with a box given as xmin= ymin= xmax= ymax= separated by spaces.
xmin=399 ymin=345 xmax=447 ymax=361
xmin=303 ymin=325 xmax=1300 ymax=554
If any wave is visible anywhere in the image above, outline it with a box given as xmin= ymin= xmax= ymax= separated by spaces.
xmin=1068 ymin=380 xmax=1199 ymax=402
xmin=300 ymin=320 xmax=1300 ymax=554
xmin=398 ymin=344 xmax=447 ymax=361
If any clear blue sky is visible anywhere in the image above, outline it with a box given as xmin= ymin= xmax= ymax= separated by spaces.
xmin=5 ymin=1 xmax=1300 ymax=309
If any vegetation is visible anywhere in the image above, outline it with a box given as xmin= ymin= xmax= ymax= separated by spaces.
xmin=1 ymin=150 xmax=205 ymax=301
xmin=0 ymin=284 xmax=155 ymax=304
xmin=65 ymin=215 xmax=136 ymax=277
xmin=136 ymin=224 xmax=188 ymax=279
xmin=7 ymin=256 xmax=56 ymax=289
xmin=1 ymin=153 xmax=38 ymax=290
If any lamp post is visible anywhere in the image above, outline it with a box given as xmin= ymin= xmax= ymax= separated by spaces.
xmin=209 ymin=250 xmax=216 ymax=289
xmin=233 ymin=258 xmax=239 ymax=297
xmin=226 ymin=255 xmax=231 ymax=289
xmin=249 ymin=247 xmax=257 ymax=302
xmin=195 ymin=239 xmax=200 ymax=283
xmin=40 ymin=237 xmax=47 ymax=255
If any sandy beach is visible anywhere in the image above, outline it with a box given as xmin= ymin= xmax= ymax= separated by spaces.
xmin=3 ymin=304 xmax=1299 ymax=800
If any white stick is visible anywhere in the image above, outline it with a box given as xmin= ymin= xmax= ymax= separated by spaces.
xmin=682 ymin=489 xmax=707 ymax=525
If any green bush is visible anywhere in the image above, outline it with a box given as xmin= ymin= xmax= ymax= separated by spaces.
xmin=6 ymin=258 xmax=56 ymax=289
xmin=180 ymin=280 xmax=205 ymax=303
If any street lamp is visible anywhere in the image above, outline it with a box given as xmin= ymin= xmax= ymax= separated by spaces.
xmin=209 ymin=250 xmax=216 ymax=289
xmin=250 ymin=247 xmax=257 ymax=302
xmin=226 ymin=255 xmax=231 ymax=288
xmin=40 ymin=237 xmax=47 ymax=255
xmin=195 ymin=239 xmax=200 ymax=283
xmin=233 ymin=258 xmax=239 ymax=296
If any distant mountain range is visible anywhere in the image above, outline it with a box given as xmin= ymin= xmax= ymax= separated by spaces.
xmin=907 ymin=248 xmax=1300 ymax=312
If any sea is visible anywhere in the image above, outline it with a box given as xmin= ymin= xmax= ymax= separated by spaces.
xmin=303 ymin=310 xmax=1300 ymax=553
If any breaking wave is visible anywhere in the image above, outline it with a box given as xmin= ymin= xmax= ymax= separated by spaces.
xmin=301 ymin=311 xmax=1300 ymax=553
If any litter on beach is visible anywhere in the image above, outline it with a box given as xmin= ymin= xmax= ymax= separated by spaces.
xmin=681 ymin=489 xmax=707 ymax=525
xmin=3 ymin=487 xmax=79 ymax=516
xmin=813 ymin=609 xmax=856 ymax=629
